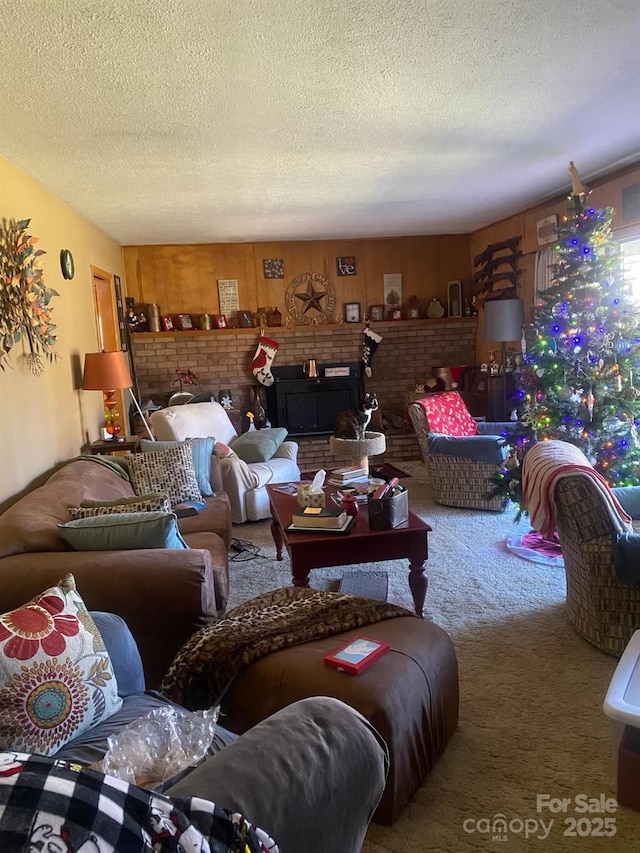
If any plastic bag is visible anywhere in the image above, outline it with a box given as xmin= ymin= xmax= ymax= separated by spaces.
xmin=96 ymin=705 xmax=219 ymax=789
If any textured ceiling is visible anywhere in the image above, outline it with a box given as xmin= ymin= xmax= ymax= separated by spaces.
xmin=1 ymin=1 xmax=639 ymax=245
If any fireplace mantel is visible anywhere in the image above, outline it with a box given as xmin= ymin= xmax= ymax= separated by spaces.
xmin=130 ymin=317 xmax=477 ymax=433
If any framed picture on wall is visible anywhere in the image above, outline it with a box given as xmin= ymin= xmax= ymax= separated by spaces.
xmin=238 ymin=310 xmax=254 ymax=328
xmin=176 ymin=314 xmax=194 ymax=330
xmin=344 ymin=302 xmax=361 ymax=323
xmin=214 ymin=314 xmax=227 ymax=329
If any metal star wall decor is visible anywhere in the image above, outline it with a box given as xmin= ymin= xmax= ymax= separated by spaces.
xmin=285 ymin=272 xmax=336 ymax=324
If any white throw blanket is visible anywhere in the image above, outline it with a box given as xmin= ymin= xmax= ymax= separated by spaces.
xmin=522 ymin=440 xmax=633 ymax=540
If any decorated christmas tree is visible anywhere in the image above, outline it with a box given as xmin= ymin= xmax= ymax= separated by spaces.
xmin=492 ymin=163 xmax=640 ymax=510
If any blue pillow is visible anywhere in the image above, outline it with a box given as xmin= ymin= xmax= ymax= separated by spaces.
xmin=140 ymin=437 xmax=215 ymax=497
xmin=58 ymin=511 xmax=188 ymax=550
xmin=230 ymin=428 xmax=288 ymax=463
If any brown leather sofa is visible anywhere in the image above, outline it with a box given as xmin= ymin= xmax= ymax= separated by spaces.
xmin=0 ymin=457 xmax=231 ymax=688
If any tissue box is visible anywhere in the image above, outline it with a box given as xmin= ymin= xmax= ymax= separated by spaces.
xmin=368 ymin=486 xmax=409 ymax=529
xmin=297 ymin=484 xmax=326 ymax=508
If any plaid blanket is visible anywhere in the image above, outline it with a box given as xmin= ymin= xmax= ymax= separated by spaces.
xmin=0 ymin=752 xmax=278 ymax=853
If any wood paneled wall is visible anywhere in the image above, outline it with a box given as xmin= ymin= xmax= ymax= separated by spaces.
xmin=123 ymin=235 xmax=471 ymax=318
xmin=123 ymin=162 xmax=640 ymax=368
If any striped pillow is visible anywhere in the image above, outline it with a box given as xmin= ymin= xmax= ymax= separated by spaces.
xmin=69 ymin=493 xmax=171 ymax=519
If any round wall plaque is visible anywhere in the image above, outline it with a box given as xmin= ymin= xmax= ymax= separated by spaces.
xmin=285 ymin=273 xmax=336 ymax=324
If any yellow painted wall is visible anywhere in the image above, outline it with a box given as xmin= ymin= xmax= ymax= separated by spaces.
xmin=0 ymin=156 xmax=124 ymax=508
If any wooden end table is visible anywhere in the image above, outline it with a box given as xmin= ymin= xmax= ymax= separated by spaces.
xmin=88 ymin=436 xmax=141 ymax=455
xmin=266 ymin=485 xmax=432 ymax=617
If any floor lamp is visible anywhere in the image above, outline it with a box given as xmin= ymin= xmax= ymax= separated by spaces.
xmin=82 ymin=350 xmax=154 ymax=441
xmin=482 ymin=298 xmax=525 ymax=420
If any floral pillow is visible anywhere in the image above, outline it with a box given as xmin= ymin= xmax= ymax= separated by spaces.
xmin=0 ymin=574 xmax=123 ymax=756
xmin=214 ymin=441 xmax=237 ymax=460
xmin=128 ymin=444 xmax=203 ymax=506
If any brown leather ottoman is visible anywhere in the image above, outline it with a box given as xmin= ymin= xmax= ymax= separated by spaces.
xmin=220 ymin=615 xmax=459 ymax=824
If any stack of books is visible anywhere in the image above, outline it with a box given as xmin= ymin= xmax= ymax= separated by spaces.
xmin=327 ymin=466 xmax=369 ymax=487
xmin=289 ymin=506 xmax=350 ymax=532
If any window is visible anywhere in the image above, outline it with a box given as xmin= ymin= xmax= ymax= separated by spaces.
xmin=621 ymin=238 xmax=640 ymax=300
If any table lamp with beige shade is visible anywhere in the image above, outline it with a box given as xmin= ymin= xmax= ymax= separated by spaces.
xmin=82 ymin=350 xmax=154 ymax=441
xmin=482 ymin=298 xmax=525 ymax=418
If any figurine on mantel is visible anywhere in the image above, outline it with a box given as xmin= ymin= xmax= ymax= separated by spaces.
xmin=426 ymin=298 xmax=445 ymax=319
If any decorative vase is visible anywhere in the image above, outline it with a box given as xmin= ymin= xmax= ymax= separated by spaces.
xmin=426 ymin=299 xmax=445 ymax=319
xmin=251 ymin=385 xmax=268 ymax=429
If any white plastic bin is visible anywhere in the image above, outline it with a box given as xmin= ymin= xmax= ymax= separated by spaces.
xmin=603 ymin=630 xmax=640 ymax=810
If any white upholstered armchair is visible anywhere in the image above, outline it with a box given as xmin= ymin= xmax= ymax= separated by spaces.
xmin=150 ymin=402 xmax=300 ymax=523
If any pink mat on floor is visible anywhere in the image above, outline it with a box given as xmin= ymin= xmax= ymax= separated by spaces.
xmin=506 ymin=527 xmax=564 ymax=568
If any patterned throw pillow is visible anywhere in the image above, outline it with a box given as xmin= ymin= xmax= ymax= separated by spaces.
xmin=0 ymin=574 xmax=123 ymax=756
xmin=68 ymin=493 xmax=171 ymax=519
xmin=420 ymin=390 xmax=479 ymax=437
xmin=128 ymin=444 xmax=203 ymax=506
xmin=140 ymin=438 xmax=215 ymax=497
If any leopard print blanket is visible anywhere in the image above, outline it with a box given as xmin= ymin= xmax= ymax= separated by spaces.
xmin=160 ymin=587 xmax=413 ymax=710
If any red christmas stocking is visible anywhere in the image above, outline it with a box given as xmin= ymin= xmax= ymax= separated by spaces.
xmin=251 ymin=336 xmax=279 ymax=386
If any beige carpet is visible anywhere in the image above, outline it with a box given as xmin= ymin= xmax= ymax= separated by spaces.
xmin=228 ymin=462 xmax=640 ymax=852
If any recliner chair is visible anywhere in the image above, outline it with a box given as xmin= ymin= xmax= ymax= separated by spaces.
xmin=150 ymin=401 xmax=300 ymax=523
xmin=522 ymin=438 xmax=640 ymax=656
xmin=407 ymin=390 xmax=517 ymax=511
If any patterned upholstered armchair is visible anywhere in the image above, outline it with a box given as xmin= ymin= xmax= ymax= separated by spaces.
xmin=407 ymin=391 xmax=516 ymax=511
xmin=522 ymin=439 xmax=640 ymax=657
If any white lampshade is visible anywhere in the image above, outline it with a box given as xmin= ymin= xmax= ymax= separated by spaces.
xmin=483 ymin=298 xmax=525 ymax=343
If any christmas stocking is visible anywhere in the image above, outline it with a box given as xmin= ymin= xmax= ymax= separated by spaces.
xmin=251 ymin=336 xmax=279 ymax=386
xmin=362 ymin=327 xmax=382 ymax=377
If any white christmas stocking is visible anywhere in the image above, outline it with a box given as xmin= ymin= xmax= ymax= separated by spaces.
xmin=251 ymin=336 xmax=279 ymax=386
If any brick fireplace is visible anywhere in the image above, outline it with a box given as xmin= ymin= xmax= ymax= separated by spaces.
xmin=130 ymin=317 xmax=477 ymax=469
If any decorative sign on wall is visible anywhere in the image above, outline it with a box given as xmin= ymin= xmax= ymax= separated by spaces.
xmin=285 ymin=272 xmax=336 ymax=324
xmin=217 ymin=279 xmax=239 ymax=321
xmin=536 ymin=214 xmax=559 ymax=246
xmin=336 ymin=256 xmax=357 ymax=276
xmin=263 ymin=258 xmax=285 ymax=279
xmin=383 ymin=273 xmax=402 ymax=317
xmin=0 ymin=217 xmax=59 ymax=375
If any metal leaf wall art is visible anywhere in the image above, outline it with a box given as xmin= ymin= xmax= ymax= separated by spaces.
xmin=0 ymin=218 xmax=59 ymax=375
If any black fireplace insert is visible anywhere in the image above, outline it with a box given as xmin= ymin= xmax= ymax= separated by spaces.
xmin=265 ymin=362 xmax=364 ymax=436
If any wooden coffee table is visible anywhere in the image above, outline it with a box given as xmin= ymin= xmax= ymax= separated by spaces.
xmin=266 ymin=485 xmax=432 ymax=617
